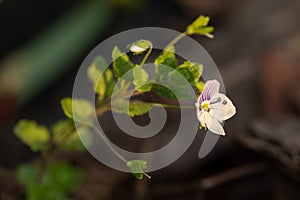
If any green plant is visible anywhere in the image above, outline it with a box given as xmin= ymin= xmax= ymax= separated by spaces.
xmin=14 ymin=16 xmax=215 ymax=199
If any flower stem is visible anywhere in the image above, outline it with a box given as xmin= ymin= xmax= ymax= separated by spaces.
xmin=90 ymin=124 xmax=128 ymax=163
xmin=96 ymin=104 xmax=110 ymax=116
xmin=140 ymin=44 xmax=152 ymax=66
xmin=154 ymin=103 xmax=195 ymax=109
xmin=164 ymin=32 xmax=187 ymax=50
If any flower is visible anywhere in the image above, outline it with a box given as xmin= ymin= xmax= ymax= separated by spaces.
xmin=195 ymin=80 xmax=236 ymax=136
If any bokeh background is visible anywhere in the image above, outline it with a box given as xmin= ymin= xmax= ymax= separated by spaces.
xmin=1 ymin=0 xmax=300 ymax=199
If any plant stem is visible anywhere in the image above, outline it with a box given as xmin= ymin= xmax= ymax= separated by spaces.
xmin=153 ymin=103 xmax=195 ymax=109
xmin=140 ymin=45 xmax=152 ymax=66
xmin=119 ymin=90 xmax=142 ymax=100
xmin=164 ymin=32 xmax=187 ymax=50
xmin=90 ymin=124 xmax=128 ymax=163
xmin=96 ymin=104 xmax=110 ymax=116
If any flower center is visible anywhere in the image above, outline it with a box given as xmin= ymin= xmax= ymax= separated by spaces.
xmin=201 ymin=100 xmax=210 ymax=112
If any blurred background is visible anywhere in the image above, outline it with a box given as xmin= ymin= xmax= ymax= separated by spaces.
xmin=1 ymin=0 xmax=300 ymax=199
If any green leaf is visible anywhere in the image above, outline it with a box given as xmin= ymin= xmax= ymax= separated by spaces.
xmin=14 ymin=120 xmax=50 ymax=152
xmin=87 ymin=56 xmax=115 ymax=101
xmin=129 ymin=101 xmax=153 ymax=116
xmin=155 ymin=46 xmax=178 ymax=69
xmin=51 ymin=120 xmax=87 ymax=152
xmin=61 ymin=98 xmax=94 ymax=124
xmin=87 ymin=56 xmax=107 ymax=87
xmin=193 ymin=26 xmax=214 ymax=35
xmin=64 ymin=127 xmax=90 ymax=151
xmin=16 ymin=164 xmax=42 ymax=189
xmin=186 ymin=15 xmax=214 ymax=36
xmin=61 ymin=98 xmax=73 ymax=118
xmin=153 ymin=85 xmax=176 ymax=99
xmin=169 ymin=61 xmax=203 ymax=84
xmin=194 ymin=81 xmax=205 ymax=93
xmin=42 ymin=162 xmax=82 ymax=193
xmin=111 ymin=100 xmax=126 ymax=114
xmin=27 ymin=185 xmax=70 ymax=200
xmin=17 ymin=166 xmax=70 ymax=200
xmin=112 ymin=100 xmax=153 ymax=117
xmin=112 ymin=46 xmax=134 ymax=79
xmin=17 ymin=162 xmax=81 ymax=200
xmin=154 ymin=61 xmax=202 ymax=100
xmin=153 ymin=84 xmax=193 ymax=100
xmin=112 ymin=79 xmax=132 ymax=99
xmin=136 ymin=84 xmax=152 ymax=92
xmin=132 ymin=65 xmax=152 ymax=92
xmin=133 ymin=173 xmax=143 ymax=180
xmin=133 ymin=65 xmax=148 ymax=86
xmin=51 ymin=119 xmax=75 ymax=144
xmin=154 ymin=46 xmax=178 ymax=84
xmin=129 ymin=39 xmax=152 ymax=54
xmin=189 ymin=15 xmax=210 ymax=28
xmin=127 ymin=160 xmax=147 ymax=180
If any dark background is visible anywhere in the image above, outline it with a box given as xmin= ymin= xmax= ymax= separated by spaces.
xmin=1 ymin=0 xmax=300 ymax=199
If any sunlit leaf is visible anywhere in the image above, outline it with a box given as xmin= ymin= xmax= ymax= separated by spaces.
xmin=194 ymin=81 xmax=205 ymax=93
xmin=14 ymin=120 xmax=50 ymax=152
xmin=51 ymin=119 xmax=87 ymax=152
xmin=154 ymin=46 xmax=178 ymax=85
xmin=112 ymin=46 xmax=134 ymax=80
xmin=61 ymin=98 xmax=94 ymax=124
xmin=64 ymin=127 xmax=90 ymax=151
xmin=87 ymin=56 xmax=115 ymax=101
xmin=51 ymin=119 xmax=75 ymax=144
xmin=155 ymin=46 xmax=177 ymax=69
xmin=129 ymin=101 xmax=153 ymax=116
xmin=186 ymin=15 xmax=214 ymax=37
xmin=133 ymin=65 xmax=148 ymax=86
xmin=169 ymin=61 xmax=203 ymax=84
xmin=133 ymin=65 xmax=152 ymax=92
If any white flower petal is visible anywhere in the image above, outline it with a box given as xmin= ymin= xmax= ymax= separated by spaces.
xmin=206 ymin=116 xmax=225 ymax=136
xmin=196 ymin=106 xmax=226 ymax=136
xmin=205 ymin=80 xmax=220 ymax=98
xmin=198 ymin=80 xmax=220 ymax=103
xmin=199 ymin=111 xmax=210 ymax=128
xmin=195 ymin=101 xmax=200 ymax=109
xmin=209 ymin=93 xmax=236 ymax=121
